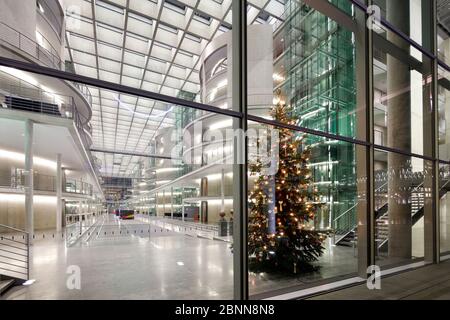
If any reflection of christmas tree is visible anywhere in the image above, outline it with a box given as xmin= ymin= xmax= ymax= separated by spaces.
xmin=248 ymin=103 xmax=326 ymax=274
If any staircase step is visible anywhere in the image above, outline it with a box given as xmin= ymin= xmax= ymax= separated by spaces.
xmin=0 ymin=279 xmax=15 ymax=295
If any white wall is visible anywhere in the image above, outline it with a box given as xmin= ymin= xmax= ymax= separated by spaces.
xmin=0 ymin=194 xmax=56 ymax=231
xmin=0 ymin=0 xmax=37 ymax=39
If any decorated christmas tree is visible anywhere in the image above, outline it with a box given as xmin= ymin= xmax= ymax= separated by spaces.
xmin=248 ymin=102 xmax=326 ymax=274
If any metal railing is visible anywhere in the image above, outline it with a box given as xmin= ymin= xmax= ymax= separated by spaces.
xmin=0 ymin=21 xmax=93 ymax=111
xmin=0 ymin=21 xmax=61 ymax=70
xmin=65 ymin=178 xmax=93 ymax=196
xmin=0 ymin=223 xmax=29 ymax=281
xmin=0 ymin=79 xmax=99 ymax=178
xmin=333 ymin=181 xmax=388 ymax=244
xmin=2 ymin=82 xmax=77 ymax=118
xmin=0 ymin=168 xmax=94 ymax=196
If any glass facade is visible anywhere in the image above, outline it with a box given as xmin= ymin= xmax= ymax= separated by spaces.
xmin=0 ymin=0 xmax=449 ymax=300
xmin=244 ymin=0 xmax=447 ymax=298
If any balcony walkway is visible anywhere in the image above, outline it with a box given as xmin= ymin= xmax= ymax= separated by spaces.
xmin=308 ymin=258 xmax=450 ymax=300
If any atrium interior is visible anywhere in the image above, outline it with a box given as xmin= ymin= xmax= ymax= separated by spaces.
xmin=1 ymin=0 xmax=450 ymax=300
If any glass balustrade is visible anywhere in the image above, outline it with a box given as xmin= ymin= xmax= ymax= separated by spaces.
xmin=0 ymin=168 xmax=93 ymax=196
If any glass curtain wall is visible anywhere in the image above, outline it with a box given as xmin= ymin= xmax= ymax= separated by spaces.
xmin=244 ymin=0 xmax=444 ymax=298
xmin=0 ymin=0 xmax=448 ymax=300
xmin=247 ymin=0 xmax=366 ymax=297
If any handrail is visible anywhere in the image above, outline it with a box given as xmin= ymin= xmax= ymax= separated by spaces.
xmin=0 ymin=21 xmax=93 ymax=110
xmin=333 ymin=181 xmax=388 ymax=224
xmin=0 ymin=223 xmax=28 ymax=235
xmin=0 ymin=168 xmax=94 ymax=196
xmin=6 ymin=83 xmax=76 ymax=111
xmin=0 ymin=222 xmax=29 ymax=280
xmin=0 ymin=21 xmax=61 ymax=69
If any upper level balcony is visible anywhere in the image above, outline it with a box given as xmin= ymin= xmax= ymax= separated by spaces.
xmin=0 ymin=21 xmax=93 ymax=125
xmin=0 ymin=167 xmax=94 ymax=197
xmin=0 ymin=78 xmax=102 ymax=186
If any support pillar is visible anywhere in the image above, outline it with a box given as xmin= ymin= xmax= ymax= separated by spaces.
xmin=355 ymin=2 xmax=373 ymax=277
xmin=232 ymin=0 xmax=248 ymax=300
xmin=170 ymin=187 xmax=174 ymax=220
xmin=387 ymin=0 xmax=412 ymax=259
xmin=24 ymin=119 xmax=34 ymax=243
xmin=220 ymin=168 xmax=225 ymax=214
xmin=163 ymin=190 xmax=166 ymax=217
xmin=56 ymin=153 xmax=62 ymax=233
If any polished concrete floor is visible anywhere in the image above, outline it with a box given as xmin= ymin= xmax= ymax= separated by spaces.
xmin=309 ymin=259 xmax=450 ymax=300
xmin=3 ymin=212 xmax=441 ymax=299
xmin=2 ymin=214 xmax=359 ymax=299
xmin=3 ymin=216 xmax=234 ymax=299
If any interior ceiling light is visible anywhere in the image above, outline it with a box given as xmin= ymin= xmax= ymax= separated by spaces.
xmin=209 ymin=119 xmax=232 ymax=130
xmin=114 ymin=94 xmax=174 ymax=120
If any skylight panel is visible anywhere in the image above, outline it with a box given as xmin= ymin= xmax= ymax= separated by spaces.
xmin=72 ymin=50 xmax=97 ymax=67
xmin=97 ymin=42 xmax=123 ymax=61
xmin=146 ymin=57 xmax=166 ymax=73
xmin=184 ymin=32 xmax=202 ymax=43
xmin=99 ymin=69 xmax=121 ymax=83
xmin=219 ymin=23 xmax=231 ymax=33
xmin=98 ymin=57 xmax=121 ymax=73
xmin=66 ymin=18 xmax=94 ymax=37
xmin=127 ymin=13 xmax=153 ymax=38
xmin=121 ymin=76 xmax=141 ymax=88
xmin=142 ymin=81 xmax=160 ymax=93
xmin=123 ymin=50 xmax=147 ymax=68
xmin=96 ymin=1 xmax=125 ymax=27
xmin=75 ymin=64 xmax=98 ymax=78
xmin=96 ymin=24 xmax=123 ymax=46
xmin=193 ymin=12 xmax=212 ymax=25
xmin=151 ymin=45 xmax=172 ymax=61
xmin=122 ymin=64 xmax=143 ymax=79
xmin=68 ymin=34 xmax=96 ymax=54
xmin=125 ymin=34 xmax=150 ymax=54
xmin=164 ymin=0 xmax=186 ymax=14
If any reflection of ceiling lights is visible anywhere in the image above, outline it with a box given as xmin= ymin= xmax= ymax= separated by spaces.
xmin=0 ymin=67 xmax=38 ymax=87
xmin=273 ymin=97 xmax=285 ymax=105
xmin=155 ymin=180 xmax=171 ymax=185
xmin=37 ymin=2 xmax=45 ymax=13
xmin=0 ymin=67 xmax=63 ymax=105
xmin=208 ymin=80 xmax=228 ymax=102
xmin=0 ymin=149 xmax=57 ymax=169
xmin=205 ymin=172 xmax=232 ymax=181
xmin=301 ymin=107 xmax=325 ymax=121
xmin=209 ymin=119 xmax=232 ymax=130
xmin=273 ymin=73 xmax=285 ymax=82
xmin=155 ymin=167 xmax=181 ymax=173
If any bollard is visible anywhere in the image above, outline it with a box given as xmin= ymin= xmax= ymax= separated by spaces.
xmin=218 ymin=220 xmax=228 ymax=237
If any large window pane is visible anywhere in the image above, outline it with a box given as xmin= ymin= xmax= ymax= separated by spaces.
xmin=438 ymin=0 xmax=450 ymax=66
xmin=373 ymin=30 xmax=433 ymax=157
xmin=250 ymin=0 xmax=361 ymax=140
xmin=440 ymin=163 xmax=450 ymax=256
xmin=0 ymin=67 xmax=237 ymax=298
xmin=374 ymin=149 xmax=433 ymax=268
xmin=438 ymin=66 xmax=450 ymax=160
xmin=372 ymin=0 xmax=433 ymax=52
xmin=247 ymin=120 xmax=365 ymax=297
